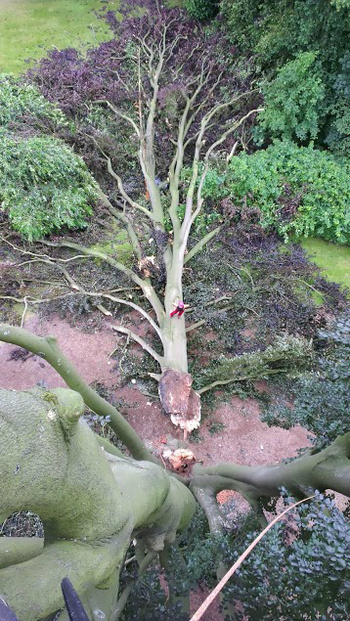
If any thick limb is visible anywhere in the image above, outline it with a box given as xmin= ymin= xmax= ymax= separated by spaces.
xmin=0 ymin=324 xmax=156 ymax=463
xmin=191 ymin=433 xmax=350 ymax=501
xmin=0 ymin=387 xmax=196 ymax=620
xmin=0 ymin=526 xmax=132 ymax=621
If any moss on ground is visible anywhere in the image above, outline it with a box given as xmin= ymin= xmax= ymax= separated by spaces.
xmin=0 ymin=0 xmax=117 ymax=74
xmin=302 ymin=238 xmax=350 ymax=292
xmin=90 ymin=229 xmax=133 ymax=266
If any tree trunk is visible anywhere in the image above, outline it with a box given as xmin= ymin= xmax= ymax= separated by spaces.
xmin=0 ymin=387 xmax=196 ymax=620
xmin=162 ymin=243 xmax=188 ymax=373
xmin=157 ymin=245 xmax=201 ymax=434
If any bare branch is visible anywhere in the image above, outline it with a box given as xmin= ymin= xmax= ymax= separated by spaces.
xmin=226 ymin=140 xmax=239 ymax=161
xmin=138 ymin=31 xmax=166 ymax=224
xmin=95 ymin=99 xmax=140 ymax=136
xmin=39 ymin=239 xmax=165 ymax=325
xmin=184 ymin=225 xmax=222 ymax=264
xmin=185 ymin=319 xmax=206 ymax=334
xmin=204 ymin=107 xmax=263 ymax=163
xmin=97 ymin=189 xmax=142 ymax=260
xmin=188 ymin=107 xmax=263 ymax=232
xmin=112 ymin=325 xmax=164 ymax=367
xmin=105 ymin=156 xmax=156 ymax=221
xmin=197 ymin=369 xmax=287 ymax=395
xmin=86 ymin=291 xmax=163 ymax=341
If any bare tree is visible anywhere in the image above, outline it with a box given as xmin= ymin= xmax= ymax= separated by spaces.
xmin=24 ymin=2 xmax=269 ymax=432
xmin=0 ymin=3 xmax=313 ymax=435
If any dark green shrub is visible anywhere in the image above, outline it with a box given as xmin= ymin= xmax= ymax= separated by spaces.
xmin=0 ymin=133 xmax=98 ymax=241
xmin=120 ymin=507 xmax=227 ymax=620
xmin=220 ymin=0 xmax=349 ymax=74
xmin=222 ymin=493 xmax=350 ymax=620
xmin=326 ymin=53 xmax=350 ymax=157
xmin=185 ymin=0 xmax=219 ymax=20
xmin=0 ymin=73 xmax=65 ymax=128
xmin=205 ymin=141 xmax=350 ymax=243
xmin=262 ymin=314 xmax=350 ymax=445
xmin=121 ymin=495 xmax=349 ymax=621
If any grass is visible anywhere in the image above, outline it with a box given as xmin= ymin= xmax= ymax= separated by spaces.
xmin=301 ymin=237 xmax=350 ymax=292
xmin=0 ymin=0 xmax=118 ymax=75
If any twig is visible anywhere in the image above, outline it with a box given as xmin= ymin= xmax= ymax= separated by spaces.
xmin=112 ymin=325 xmax=164 ymax=367
xmin=197 ymin=369 xmax=287 ymax=395
xmin=20 ymin=297 xmax=28 ymax=328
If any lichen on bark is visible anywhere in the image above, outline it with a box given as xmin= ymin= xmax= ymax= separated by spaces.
xmin=0 ymin=387 xmax=195 ymax=620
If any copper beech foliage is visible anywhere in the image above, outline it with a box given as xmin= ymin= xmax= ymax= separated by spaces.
xmin=29 ymin=0 xmax=259 ymax=181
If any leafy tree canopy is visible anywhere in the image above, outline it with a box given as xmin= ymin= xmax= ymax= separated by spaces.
xmin=185 ymin=0 xmax=219 ymax=20
xmin=220 ymin=0 xmax=350 ymax=151
xmin=255 ymin=52 xmax=326 ymax=144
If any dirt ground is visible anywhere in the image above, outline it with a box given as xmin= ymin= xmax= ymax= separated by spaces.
xmin=0 ymin=313 xmax=311 ymax=467
xmin=0 ymin=313 xmax=314 ymax=620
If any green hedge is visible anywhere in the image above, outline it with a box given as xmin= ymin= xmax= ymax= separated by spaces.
xmin=0 ymin=133 xmax=98 ymax=241
xmin=184 ymin=0 xmax=219 ymax=20
xmin=0 ymin=73 xmax=65 ymax=128
xmin=203 ymin=141 xmax=349 ymax=244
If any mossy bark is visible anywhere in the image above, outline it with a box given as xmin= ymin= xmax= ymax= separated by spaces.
xmin=0 ymin=388 xmax=196 ymax=620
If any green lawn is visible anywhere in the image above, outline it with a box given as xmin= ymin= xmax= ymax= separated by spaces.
xmin=302 ymin=237 xmax=350 ymax=292
xmin=0 ymin=0 xmax=118 ymax=75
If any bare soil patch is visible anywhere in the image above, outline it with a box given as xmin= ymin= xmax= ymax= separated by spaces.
xmin=0 ymin=312 xmax=311 ymax=474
